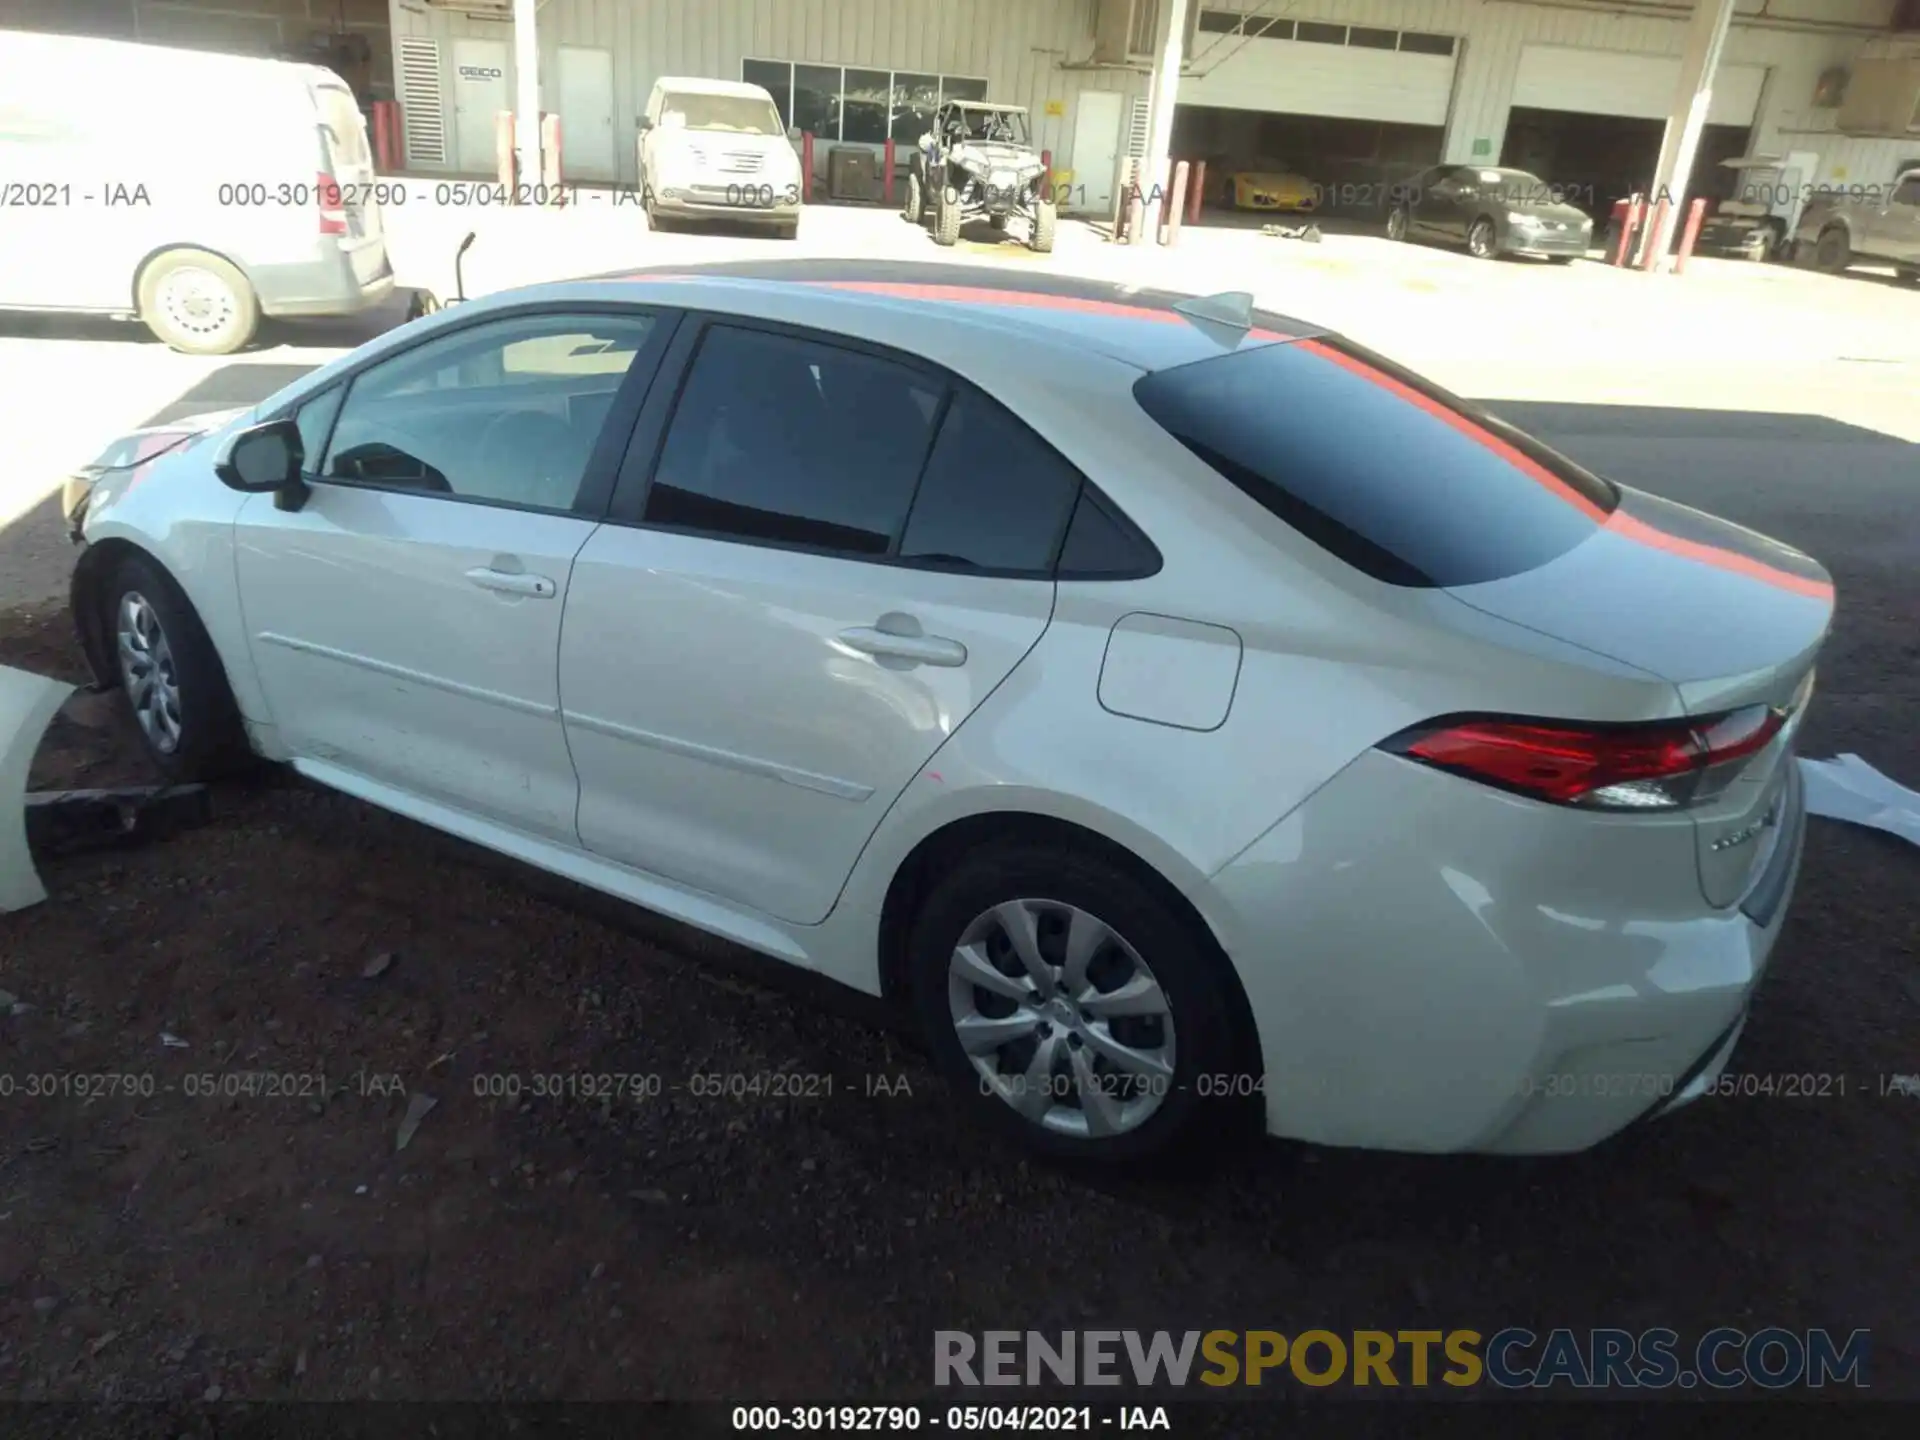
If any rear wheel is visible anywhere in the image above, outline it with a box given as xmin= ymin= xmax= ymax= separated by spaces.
xmin=1030 ymin=199 xmax=1057 ymax=253
xmin=933 ymin=186 xmax=962 ymax=246
xmin=1467 ymin=216 xmax=1498 ymax=260
xmin=136 ymin=249 xmax=258 ymax=356
xmin=902 ymin=170 xmax=923 ymax=223
xmin=1385 ymin=206 xmax=1409 ymax=242
xmin=104 ymin=554 xmax=252 ymax=783
xmin=909 ymin=844 xmax=1248 ymax=1166
xmin=1814 ymin=226 xmax=1850 ymax=274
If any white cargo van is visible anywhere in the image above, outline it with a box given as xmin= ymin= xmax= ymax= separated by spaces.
xmin=0 ymin=29 xmax=395 ymax=354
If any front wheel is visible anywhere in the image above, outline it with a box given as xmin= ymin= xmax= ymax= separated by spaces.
xmin=105 ymin=554 xmax=252 ymax=782
xmin=1814 ymin=226 xmax=1850 ymax=274
xmin=136 ymin=249 xmax=259 ymax=356
xmin=1467 ymin=216 xmax=1498 ymax=260
xmin=1029 ymin=199 xmax=1056 ymax=253
xmin=902 ymin=170 xmax=923 ymax=223
xmin=933 ymin=186 xmax=962 ymax=246
xmin=909 ymin=845 xmax=1250 ymax=1165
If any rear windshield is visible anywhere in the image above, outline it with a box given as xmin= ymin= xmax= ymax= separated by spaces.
xmin=1132 ymin=337 xmax=1618 ymax=587
xmin=314 ymin=84 xmax=369 ymax=167
xmin=661 ymin=93 xmax=783 ymax=135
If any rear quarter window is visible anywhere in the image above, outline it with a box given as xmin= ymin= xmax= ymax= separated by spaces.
xmin=1131 ymin=336 xmax=1618 ymax=587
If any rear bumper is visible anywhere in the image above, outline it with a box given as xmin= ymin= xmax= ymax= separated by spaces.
xmin=1208 ymin=749 xmax=1805 ymax=1155
xmin=253 ymin=245 xmax=395 ymax=318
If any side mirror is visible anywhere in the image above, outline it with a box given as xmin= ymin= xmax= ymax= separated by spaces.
xmin=214 ymin=418 xmax=308 ymax=512
xmin=787 ymin=125 xmax=802 ymax=143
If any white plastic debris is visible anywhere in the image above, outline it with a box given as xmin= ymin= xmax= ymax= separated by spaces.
xmin=1799 ymin=754 xmax=1920 ymax=848
xmin=0 ymin=664 xmax=76 ymax=913
xmin=160 ymin=1032 xmax=190 ymax=1049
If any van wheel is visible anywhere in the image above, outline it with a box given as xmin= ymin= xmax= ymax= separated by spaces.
xmin=137 ymin=249 xmax=259 ymax=356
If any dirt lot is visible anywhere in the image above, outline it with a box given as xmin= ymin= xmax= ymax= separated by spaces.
xmin=1 ymin=595 xmax=1917 ymax=1416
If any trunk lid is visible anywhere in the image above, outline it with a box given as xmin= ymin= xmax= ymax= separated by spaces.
xmin=1446 ymin=483 xmax=1832 ymax=908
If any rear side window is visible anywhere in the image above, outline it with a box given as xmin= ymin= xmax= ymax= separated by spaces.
xmin=897 ymin=389 xmax=1080 ymax=573
xmin=314 ymin=84 xmax=370 ymax=167
xmin=1132 ymin=337 xmax=1617 ymax=587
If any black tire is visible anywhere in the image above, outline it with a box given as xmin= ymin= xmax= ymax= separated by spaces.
xmin=908 ymin=843 xmax=1249 ymax=1166
xmin=103 ymin=553 xmax=253 ymax=783
xmin=772 ymin=219 xmax=799 ymax=241
xmin=1899 ymin=267 xmax=1920 ymax=287
xmin=1814 ymin=226 xmax=1850 ymax=274
xmin=405 ymin=289 xmax=441 ymax=321
xmin=1385 ymin=206 xmax=1409 ymax=242
xmin=1467 ymin=216 xmax=1499 ymax=260
xmin=1547 ymin=255 xmax=1574 ymax=265
xmin=902 ymin=170 xmax=923 ymax=223
xmin=136 ymin=248 xmax=259 ymax=356
xmin=933 ymin=186 xmax=962 ymax=246
xmin=1030 ymin=199 xmax=1056 ymax=254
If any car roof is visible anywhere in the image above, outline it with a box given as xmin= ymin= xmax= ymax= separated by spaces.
xmin=548 ymin=260 xmax=1325 ymax=375
xmin=654 ymin=76 xmax=775 ymax=98
xmin=947 ymin=101 xmax=1027 ymax=113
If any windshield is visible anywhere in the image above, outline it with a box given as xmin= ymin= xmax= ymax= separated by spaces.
xmin=660 ymin=93 xmax=783 ymax=135
xmin=955 ymin=108 xmax=1029 ymax=144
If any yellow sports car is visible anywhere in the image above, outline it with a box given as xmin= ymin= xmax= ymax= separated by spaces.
xmin=1227 ymin=168 xmax=1318 ymax=213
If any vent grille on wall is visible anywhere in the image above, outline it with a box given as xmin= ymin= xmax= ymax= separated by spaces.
xmin=398 ymin=36 xmax=447 ymax=165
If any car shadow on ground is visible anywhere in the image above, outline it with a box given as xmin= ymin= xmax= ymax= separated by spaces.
xmin=1 ymin=391 xmax=1914 ymax=1400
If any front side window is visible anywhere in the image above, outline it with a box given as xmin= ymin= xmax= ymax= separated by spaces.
xmin=643 ymin=325 xmax=942 ymax=556
xmin=319 ymin=313 xmax=657 ymax=513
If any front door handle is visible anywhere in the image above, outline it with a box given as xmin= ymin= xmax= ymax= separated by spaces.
xmin=465 ymin=566 xmax=556 ymax=599
xmin=837 ymin=626 xmax=968 ymax=668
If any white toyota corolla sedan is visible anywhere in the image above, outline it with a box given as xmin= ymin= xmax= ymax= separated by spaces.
xmin=65 ymin=260 xmax=1830 ymax=1164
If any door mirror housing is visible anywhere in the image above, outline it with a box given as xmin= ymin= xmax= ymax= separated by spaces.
xmin=214 ymin=418 xmax=309 ymax=511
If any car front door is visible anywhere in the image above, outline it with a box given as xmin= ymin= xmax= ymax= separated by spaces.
xmin=232 ymin=307 xmax=675 ymax=843
xmin=559 ymin=318 xmax=1085 ymax=927
xmin=1408 ymin=167 xmax=1458 ymax=240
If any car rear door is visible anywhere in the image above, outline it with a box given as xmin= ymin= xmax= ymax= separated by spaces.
xmin=233 ymin=305 xmax=676 ymax=841
xmin=558 ymin=316 xmax=1085 ymax=927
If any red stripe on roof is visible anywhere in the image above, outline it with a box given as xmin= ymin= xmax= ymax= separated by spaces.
xmin=808 ymin=280 xmax=1295 ymax=341
xmin=1293 ymin=338 xmax=1833 ymax=603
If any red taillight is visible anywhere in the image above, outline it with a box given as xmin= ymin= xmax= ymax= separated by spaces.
xmin=1386 ymin=706 xmax=1787 ymax=811
xmin=317 ymin=170 xmax=347 ymax=236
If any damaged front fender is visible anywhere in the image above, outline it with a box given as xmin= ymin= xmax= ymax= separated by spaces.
xmin=0 ymin=663 xmax=76 ymax=912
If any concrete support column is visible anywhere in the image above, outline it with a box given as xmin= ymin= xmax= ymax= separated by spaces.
xmin=513 ymin=0 xmax=542 ymax=190
xmin=1140 ymin=0 xmax=1192 ymax=232
xmin=1639 ymin=0 xmax=1740 ymax=269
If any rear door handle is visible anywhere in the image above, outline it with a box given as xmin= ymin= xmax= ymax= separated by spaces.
xmin=837 ymin=626 xmax=968 ymax=667
xmin=465 ymin=566 xmax=556 ymax=599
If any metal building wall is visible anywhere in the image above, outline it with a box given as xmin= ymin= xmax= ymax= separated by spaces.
xmin=390 ymin=0 xmax=1147 ymax=186
xmin=1193 ymin=1 xmax=1912 ymax=183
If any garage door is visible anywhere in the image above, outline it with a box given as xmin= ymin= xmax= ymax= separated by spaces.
xmin=1181 ymin=23 xmax=1459 ymax=126
xmin=1513 ymin=46 xmax=1765 ymax=126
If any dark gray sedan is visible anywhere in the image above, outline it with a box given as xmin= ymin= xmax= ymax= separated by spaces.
xmin=1386 ymin=165 xmax=1595 ymax=262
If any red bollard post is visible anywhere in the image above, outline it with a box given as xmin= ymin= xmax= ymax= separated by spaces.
xmin=1189 ymin=160 xmax=1206 ymax=224
xmin=1164 ymin=161 xmax=1189 ymax=246
xmin=1673 ymin=196 xmax=1709 ymax=275
xmin=883 ymin=137 xmax=895 ymax=206
xmin=1638 ymin=196 xmax=1671 ymax=272
xmin=801 ymin=131 xmax=814 ymax=204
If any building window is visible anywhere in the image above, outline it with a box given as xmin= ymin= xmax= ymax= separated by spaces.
xmin=1398 ymin=32 xmax=1457 ymax=56
xmin=1254 ymin=20 xmax=1295 ymax=40
xmin=1197 ymin=11 xmax=1240 ymax=35
xmin=743 ymin=61 xmax=990 ymax=143
xmin=1348 ymin=27 xmax=1397 ymax=51
xmin=1296 ymin=22 xmax=1347 ymax=45
xmin=1127 ymin=0 xmax=1159 ymax=55
xmin=742 ymin=58 xmax=791 ymax=127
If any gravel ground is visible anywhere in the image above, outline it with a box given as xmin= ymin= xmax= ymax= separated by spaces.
xmin=0 ymin=581 xmax=1916 ymax=1417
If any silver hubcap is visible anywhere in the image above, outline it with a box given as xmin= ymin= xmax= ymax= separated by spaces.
xmin=156 ymin=267 xmax=237 ymax=339
xmin=116 ymin=592 xmax=183 ymax=755
xmin=1388 ymin=210 xmax=1404 ymax=239
xmin=947 ymin=899 xmax=1176 ymax=1140
xmin=1471 ymin=222 xmax=1492 ymax=256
